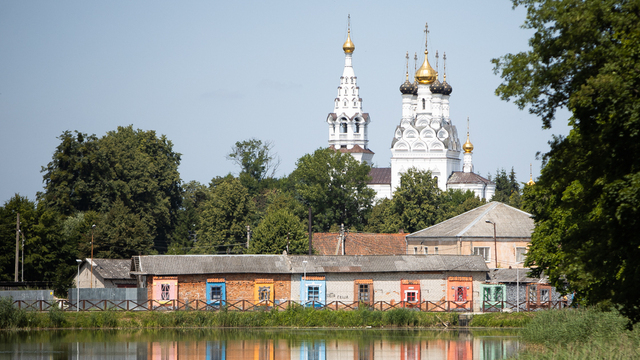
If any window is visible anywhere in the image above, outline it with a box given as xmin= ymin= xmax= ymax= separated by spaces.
xmin=161 ymin=284 xmax=170 ymax=300
xmin=341 ymin=123 xmax=348 ymax=133
xmin=210 ymin=286 xmax=222 ymax=301
xmin=541 ymin=288 xmax=550 ymax=302
xmin=422 ymin=98 xmax=426 ymax=110
xmin=258 ymin=286 xmax=270 ymax=301
xmin=307 ymin=286 xmax=320 ymax=302
xmin=474 ymin=247 xmax=490 ymax=262
xmin=413 ymin=247 xmax=418 ymax=254
xmin=358 ymin=284 xmax=370 ymax=302
xmin=355 ymin=123 xmax=360 ymax=133
xmin=406 ymin=291 xmax=417 ymax=302
xmin=516 ymin=247 xmax=527 ymax=263
xmin=423 ymin=247 xmax=428 ymax=255
xmin=494 ymin=286 xmax=504 ymax=301
xmin=434 ymin=247 xmax=439 ymax=254
xmin=455 ymin=287 xmax=466 ymax=301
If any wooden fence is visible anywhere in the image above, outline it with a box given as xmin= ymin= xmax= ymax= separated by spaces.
xmin=11 ymin=299 xmax=569 ymax=312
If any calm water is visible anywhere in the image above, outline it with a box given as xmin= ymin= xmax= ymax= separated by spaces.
xmin=0 ymin=328 xmax=520 ymax=360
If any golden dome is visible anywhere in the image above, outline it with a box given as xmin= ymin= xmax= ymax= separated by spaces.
xmin=526 ymin=163 xmax=535 ymax=186
xmin=343 ymin=30 xmax=355 ymax=54
xmin=463 ymin=133 xmax=474 ymax=153
xmin=415 ymin=50 xmax=437 ymax=84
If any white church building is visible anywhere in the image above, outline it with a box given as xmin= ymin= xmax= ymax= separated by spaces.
xmin=327 ymin=21 xmax=495 ymax=201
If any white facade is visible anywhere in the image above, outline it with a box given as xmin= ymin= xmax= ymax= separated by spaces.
xmin=326 ymin=25 xmax=374 ymax=164
xmin=390 ymin=46 xmax=461 ymax=193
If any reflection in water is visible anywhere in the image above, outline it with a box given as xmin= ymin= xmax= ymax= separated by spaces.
xmin=0 ymin=329 xmax=519 ymax=360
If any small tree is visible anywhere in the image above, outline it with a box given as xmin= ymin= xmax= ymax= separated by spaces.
xmin=250 ymin=209 xmax=307 ymax=255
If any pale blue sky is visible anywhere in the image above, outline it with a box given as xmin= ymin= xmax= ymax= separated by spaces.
xmin=0 ymin=1 xmax=571 ymax=204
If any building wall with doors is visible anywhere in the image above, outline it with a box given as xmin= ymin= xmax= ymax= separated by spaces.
xmin=145 ymin=273 xmax=291 ymax=304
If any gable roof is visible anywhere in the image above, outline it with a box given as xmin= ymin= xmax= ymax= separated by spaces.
xmin=368 ymin=168 xmax=391 ymax=185
xmin=133 ymin=254 xmax=489 ymax=276
xmin=86 ymin=259 xmax=133 ymax=280
xmin=447 ymin=171 xmax=494 ymax=185
xmin=486 ymin=268 xmax=549 ymax=284
xmin=329 ymin=144 xmax=375 ymax=155
xmin=313 ymin=232 xmax=405 ymax=255
xmin=406 ymin=202 xmax=534 ymax=239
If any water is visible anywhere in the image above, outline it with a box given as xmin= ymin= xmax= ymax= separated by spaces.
xmin=0 ymin=328 xmax=520 ymax=359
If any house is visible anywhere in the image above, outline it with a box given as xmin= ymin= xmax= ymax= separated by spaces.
xmin=131 ymin=254 xmax=490 ymax=311
xmin=485 ymin=268 xmax=568 ymax=311
xmin=312 ymin=232 xmax=406 ymax=255
xmin=406 ymin=202 xmax=533 ymax=268
xmin=76 ymin=258 xmax=136 ymax=288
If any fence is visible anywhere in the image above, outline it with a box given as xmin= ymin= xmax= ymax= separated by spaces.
xmin=10 ymin=299 xmax=569 ymax=312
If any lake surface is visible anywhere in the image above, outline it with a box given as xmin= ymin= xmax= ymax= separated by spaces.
xmin=0 ymin=328 xmax=520 ymax=360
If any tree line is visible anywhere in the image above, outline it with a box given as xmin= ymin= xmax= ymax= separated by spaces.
xmin=0 ymin=125 xmax=528 ymax=295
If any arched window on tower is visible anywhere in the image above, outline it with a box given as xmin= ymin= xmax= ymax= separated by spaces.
xmin=341 ymin=123 xmax=348 ymax=133
xmin=343 ymin=100 xmax=347 ymax=107
xmin=355 ymin=123 xmax=360 ymax=133
xmin=422 ymin=98 xmax=426 ymax=110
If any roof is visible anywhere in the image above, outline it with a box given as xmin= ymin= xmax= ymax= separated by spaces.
xmin=407 ymin=202 xmax=534 ymax=239
xmin=133 ymin=254 xmax=489 ymax=275
xmin=87 ymin=259 xmax=133 ymax=280
xmin=329 ymin=144 xmax=374 ymax=154
xmin=312 ymin=232 xmax=405 ymax=255
xmin=447 ymin=171 xmax=494 ymax=185
xmin=368 ymin=168 xmax=391 ymax=185
xmin=486 ymin=268 xmax=549 ymax=284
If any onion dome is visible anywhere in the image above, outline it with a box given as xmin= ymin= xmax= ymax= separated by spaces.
xmin=430 ymin=75 xmax=443 ymax=94
xmin=343 ymin=30 xmax=355 ymax=54
xmin=400 ymin=78 xmax=414 ymax=94
xmin=442 ymin=74 xmax=453 ymax=95
xmin=415 ymin=50 xmax=437 ymax=84
xmin=463 ymin=133 xmax=474 ymax=153
xmin=412 ymin=79 xmax=418 ymax=95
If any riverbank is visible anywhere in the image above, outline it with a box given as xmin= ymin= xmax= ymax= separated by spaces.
xmin=512 ymin=308 xmax=640 ymax=359
xmin=1 ymin=296 xmax=535 ymax=330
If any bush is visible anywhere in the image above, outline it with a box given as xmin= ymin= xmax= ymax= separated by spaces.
xmin=0 ymin=297 xmax=27 ymax=329
xmin=47 ymin=302 xmax=66 ymax=328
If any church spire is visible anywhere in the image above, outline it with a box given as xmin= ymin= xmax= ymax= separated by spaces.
xmin=326 ymin=15 xmax=372 ymax=165
xmin=527 ymin=163 xmax=536 ymax=185
xmin=462 ymin=117 xmax=474 ymax=173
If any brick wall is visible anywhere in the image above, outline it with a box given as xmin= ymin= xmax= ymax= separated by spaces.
xmin=146 ymin=273 xmax=291 ymax=302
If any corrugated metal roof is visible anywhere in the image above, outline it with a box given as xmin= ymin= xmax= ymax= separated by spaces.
xmin=368 ymin=168 xmax=391 ymax=184
xmin=135 ymin=254 xmax=489 ymax=275
xmin=486 ymin=268 xmax=549 ymax=284
xmin=407 ymin=202 xmax=534 ymax=239
xmin=90 ymin=259 xmax=134 ymax=280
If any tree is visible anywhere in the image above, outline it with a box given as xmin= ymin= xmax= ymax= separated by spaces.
xmin=249 ymin=209 xmax=307 ymax=255
xmin=0 ymin=195 xmax=77 ymax=296
xmin=494 ymin=0 xmax=640 ymax=323
xmin=387 ymin=169 xmax=443 ymax=233
xmin=168 ymin=181 xmax=208 ymax=254
xmin=193 ymin=177 xmax=253 ymax=254
xmin=490 ymin=167 xmax=521 ymax=207
xmin=90 ymin=200 xmax=154 ymax=258
xmin=227 ymin=139 xmax=280 ymax=195
xmin=39 ymin=126 xmax=182 ymax=252
xmin=290 ymin=148 xmax=375 ymax=231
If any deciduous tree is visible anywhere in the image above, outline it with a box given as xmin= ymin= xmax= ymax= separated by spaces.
xmin=290 ymin=148 xmax=374 ymax=231
xmin=494 ymin=0 xmax=640 ymax=323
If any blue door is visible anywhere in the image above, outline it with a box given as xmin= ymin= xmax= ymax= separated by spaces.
xmin=206 ymin=282 xmax=226 ymax=307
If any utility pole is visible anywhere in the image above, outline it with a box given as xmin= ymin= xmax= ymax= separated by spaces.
xmin=21 ymin=231 xmax=25 ymax=282
xmin=246 ymin=225 xmax=251 ymax=249
xmin=90 ymin=224 xmax=96 ymax=289
xmin=308 ymin=207 xmax=313 ymax=255
xmin=15 ymin=213 xmax=19 ymax=282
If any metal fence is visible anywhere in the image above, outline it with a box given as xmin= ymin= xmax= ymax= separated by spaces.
xmin=11 ymin=299 xmax=569 ymax=312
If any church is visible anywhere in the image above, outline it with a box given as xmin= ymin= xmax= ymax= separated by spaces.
xmin=326 ymin=20 xmax=495 ymax=201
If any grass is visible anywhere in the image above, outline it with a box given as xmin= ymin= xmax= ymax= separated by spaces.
xmin=469 ymin=311 xmax=534 ymax=327
xmin=512 ymin=308 xmax=640 ymax=359
xmin=0 ymin=298 xmax=466 ymax=330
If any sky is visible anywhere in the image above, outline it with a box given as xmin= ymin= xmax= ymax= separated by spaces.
xmin=0 ymin=1 xmax=572 ymax=205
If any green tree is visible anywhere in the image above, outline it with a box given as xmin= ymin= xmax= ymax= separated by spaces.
xmin=388 ymin=169 xmax=443 ymax=233
xmin=227 ymin=139 xmax=280 ymax=196
xmin=290 ymin=148 xmax=375 ymax=231
xmin=249 ymin=209 xmax=307 ymax=254
xmin=494 ymin=0 xmax=640 ymax=323
xmin=90 ymin=200 xmax=153 ymax=258
xmin=439 ymin=189 xmax=486 ymax=221
xmin=168 ymin=181 xmax=208 ymax=254
xmin=0 ymin=195 xmax=77 ymax=296
xmin=194 ymin=177 xmax=253 ymax=254
xmin=39 ymin=126 xmax=182 ymax=252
